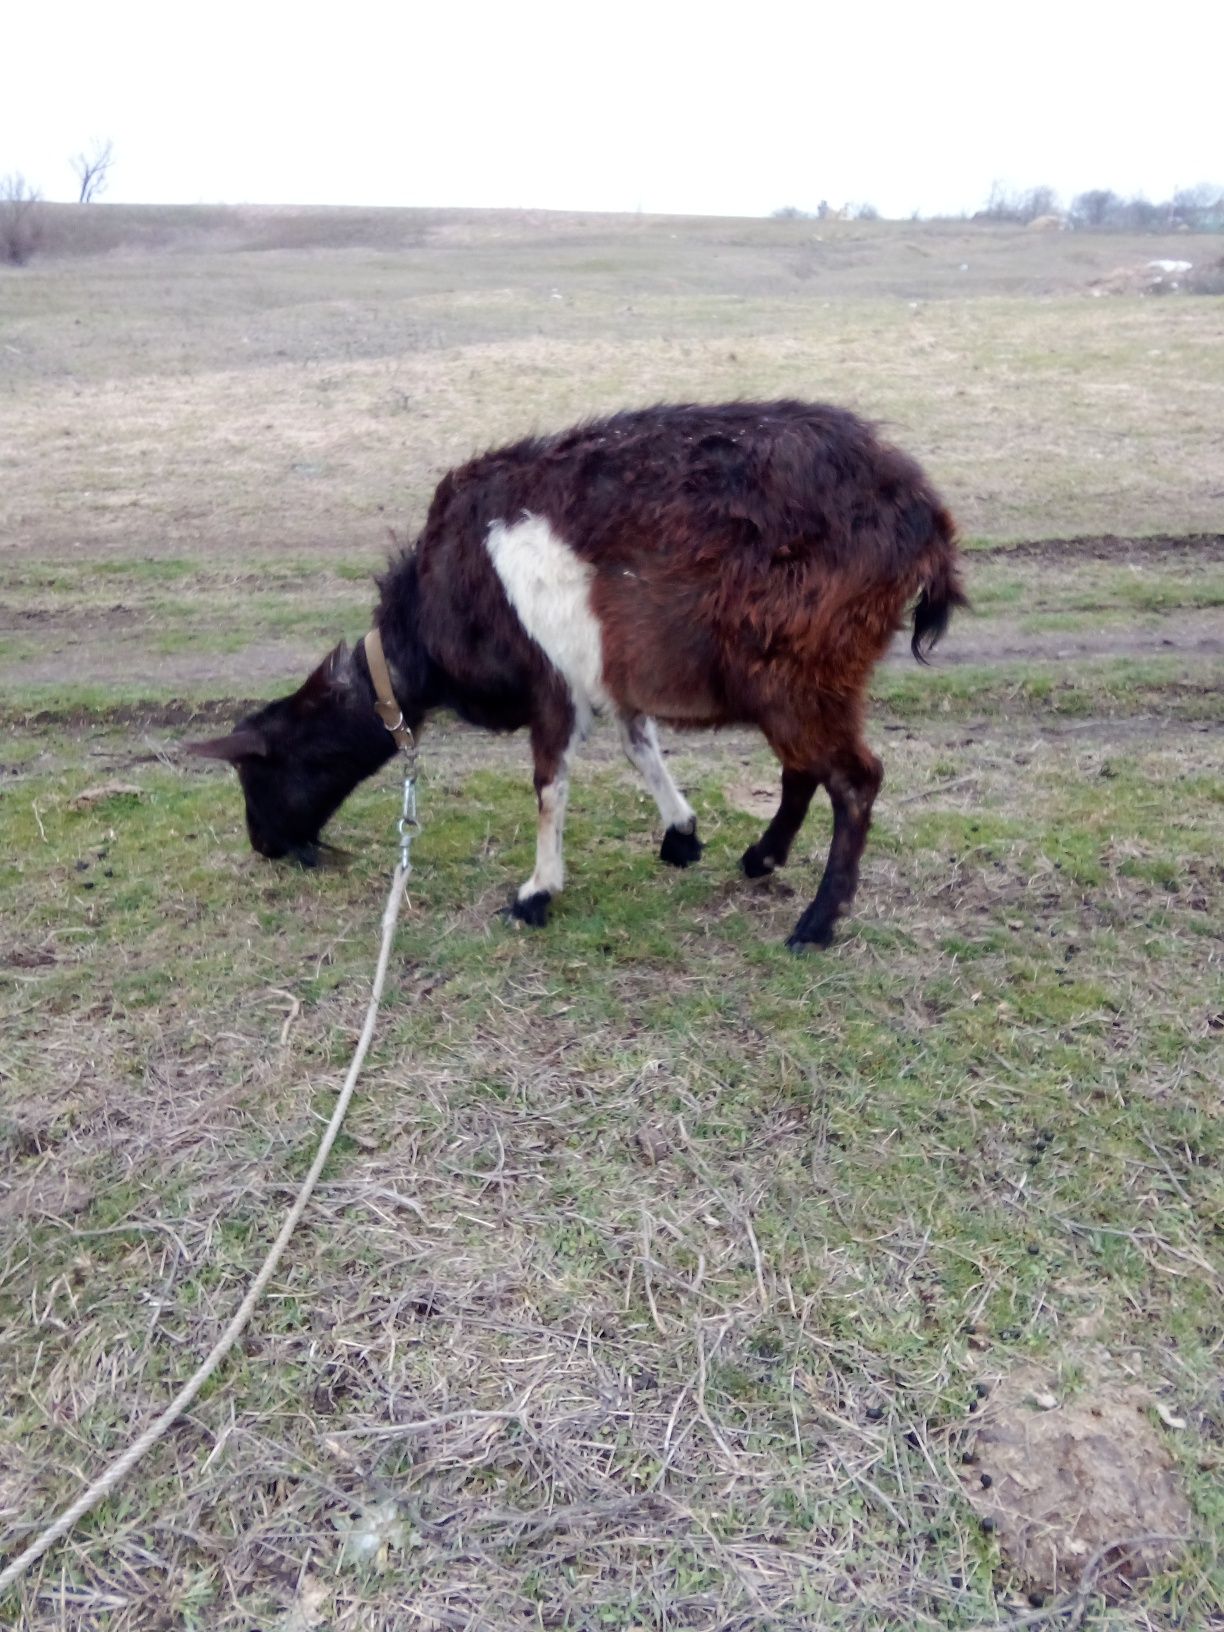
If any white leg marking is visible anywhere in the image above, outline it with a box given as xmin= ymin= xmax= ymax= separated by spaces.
xmin=518 ymin=734 xmax=579 ymax=901
xmin=518 ymin=775 xmax=569 ymax=900
xmin=617 ymin=714 xmax=695 ymax=833
xmin=485 ymin=514 xmax=608 ymax=732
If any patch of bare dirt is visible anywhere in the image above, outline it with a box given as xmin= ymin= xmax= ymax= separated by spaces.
xmin=1 ymin=944 xmax=58 ymax=969
xmin=0 ymin=1168 xmax=95 ymax=1223
xmin=5 ymin=697 xmax=269 ymax=732
xmin=724 ymin=778 xmax=780 ymax=819
xmin=980 ymin=532 xmax=1224 ymax=565
xmin=5 ymin=603 xmax=149 ymax=632
xmin=962 ymin=1364 xmax=1192 ymax=1601
xmin=4 ymin=638 xmax=321 ymax=692
xmin=68 ymin=781 xmax=144 ymax=810
xmin=897 ymin=605 xmax=1224 ymax=667
xmin=5 ymin=535 xmax=1220 ymax=700
xmin=14 ymin=612 xmax=1219 ymax=690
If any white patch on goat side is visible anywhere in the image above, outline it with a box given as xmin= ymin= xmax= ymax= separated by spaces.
xmin=485 ymin=514 xmax=608 ymax=729
xmin=617 ymin=714 xmax=695 ymax=833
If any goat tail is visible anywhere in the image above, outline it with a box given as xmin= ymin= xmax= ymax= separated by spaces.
xmin=910 ymin=504 xmax=968 ymax=664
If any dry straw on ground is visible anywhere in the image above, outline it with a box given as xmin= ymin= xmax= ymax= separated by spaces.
xmin=2 ymin=207 xmax=1222 ymax=1629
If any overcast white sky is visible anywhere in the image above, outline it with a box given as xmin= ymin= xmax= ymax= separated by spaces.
xmin=5 ymin=1 xmax=1220 ymax=218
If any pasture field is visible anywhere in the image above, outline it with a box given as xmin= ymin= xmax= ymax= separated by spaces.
xmin=1 ymin=207 xmax=1223 ymax=1630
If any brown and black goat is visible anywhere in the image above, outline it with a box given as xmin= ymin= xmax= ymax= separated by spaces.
xmin=191 ymin=401 xmax=966 ymax=948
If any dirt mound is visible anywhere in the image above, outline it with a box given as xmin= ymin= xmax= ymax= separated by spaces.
xmin=1089 ymin=262 xmax=1195 ymax=296
xmin=962 ymin=1365 xmax=1191 ymax=1601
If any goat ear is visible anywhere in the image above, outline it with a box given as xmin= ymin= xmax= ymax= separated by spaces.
xmin=297 ymin=640 xmax=351 ymax=707
xmin=186 ymin=729 xmax=268 ymax=763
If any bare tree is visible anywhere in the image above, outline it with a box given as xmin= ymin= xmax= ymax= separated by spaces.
xmin=1069 ymin=189 xmax=1119 ymax=229
xmin=978 ymin=180 xmax=1019 ymax=221
xmin=1020 ymin=185 xmax=1059 ymax=222
xmin=0 ymin=173 xmax=43 ymax=265
xmin=71 ymin=137 xmax=114 ymax=203
xmin=1171 ymin=184 xmax=1224 ymax=231
xmin=979 ymin=182 xmax=1061 ymax=224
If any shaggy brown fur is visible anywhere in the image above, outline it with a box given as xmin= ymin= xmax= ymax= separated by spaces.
xmin=192 ymin=401 xmax=966 ymax=947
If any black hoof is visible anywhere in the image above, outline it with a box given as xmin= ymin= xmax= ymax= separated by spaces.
xmin=507 ymin=890 xmax=551 ymax=928
xmin=660 ymin=825 xmax=703 ymax=868
xmin=740 ymin=843 xmax=777 ymax=880
xmin=785 ymin=917 xmax=836 ymax=952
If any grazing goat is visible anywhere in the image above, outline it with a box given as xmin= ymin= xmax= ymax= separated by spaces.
xmin=191 ymin=401 xmax=965 ymax=947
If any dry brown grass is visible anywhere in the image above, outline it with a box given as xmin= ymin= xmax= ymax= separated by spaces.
xmin=4 ymin=702 xmax=1222 ymax=1628
xmin=3 ymin=209 xmax=1223 ymax=572
xmin=2 ymin=206 xmax=1223 ymax=1630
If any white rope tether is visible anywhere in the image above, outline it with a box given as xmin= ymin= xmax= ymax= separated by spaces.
xmin=0 ymin=863 xmax=411 ymax=1598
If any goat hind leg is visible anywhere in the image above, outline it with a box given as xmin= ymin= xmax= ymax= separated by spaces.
xmin=616 ymin=713 xmax=702 ymax=867
xmin=787 ymin=744 xmax=883 ymax=950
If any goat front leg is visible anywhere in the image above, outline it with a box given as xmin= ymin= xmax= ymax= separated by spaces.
xmin=509 ymin=705 xmax=579 ymax=928
xmin=741 ymin=767 xmax=820 ymax=878
xmin=616 ymin=712 xmax=702 ymax=867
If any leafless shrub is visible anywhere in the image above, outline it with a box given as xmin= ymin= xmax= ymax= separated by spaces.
xmin=1122 ymin=196 xmax=1167 ymax=231
xmin=988 ymin=180 xmax=1224 ymax=233
xmin=977 ymin=183 xmax=1009 ymax=221
xmin=1171 ymin=184 xmax=1224 ymax=231
xmin=1186 ymin=255 xmax=1224 ymax=294
xmin=1069 ymin=184 xmax=1224 ymax=232
xmin=0 ymin=172 xmax=43 ymax=265
xmin=1021 ymin=185 xmax=1059 ymax=222
xmin=771 ymin=205 xmax=810 ymax=220
xmin=1070 ymin=188 xmax=1119 ymax=228
xmin=977 ymin=182 xmax=1062 ymax=224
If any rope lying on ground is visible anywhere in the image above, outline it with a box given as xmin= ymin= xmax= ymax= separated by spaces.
xmin=0 ymin=863 xmax=411 ymax=1598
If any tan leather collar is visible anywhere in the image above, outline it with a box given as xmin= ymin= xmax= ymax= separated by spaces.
xmin=363 ymin=626 xmax=414 ymax=752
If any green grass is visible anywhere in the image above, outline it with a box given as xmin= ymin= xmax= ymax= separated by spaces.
xmin=1 ymin=208 xmax=1222 ymax=1628
xmin=873 ymin=653 xmax=1224 ymax=722
xmin=2 ymin=711 xmax=1222 ymax=1628
xmin=972 ymin=564 xmax=1224 ymax=619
